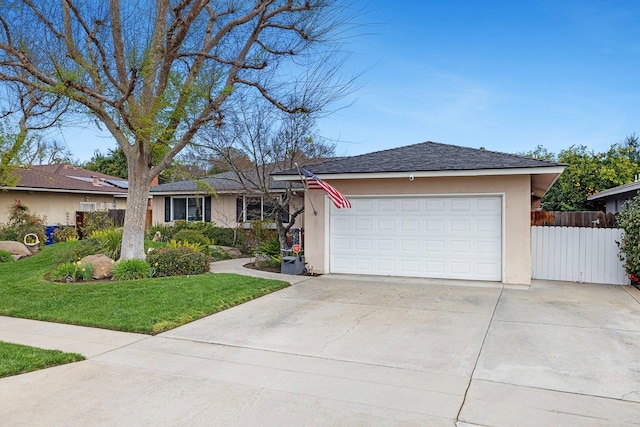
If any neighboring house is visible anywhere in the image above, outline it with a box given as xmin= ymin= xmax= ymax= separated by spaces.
xmin=587 ymin=181 xmax=640 ymax=213
xmin=273 ymin=141 xmax=565 ymax=285
xmin=150 ymin=170 xmax=304 ymax=229
xmin=0 ymin=164 xmax=128 ymax=225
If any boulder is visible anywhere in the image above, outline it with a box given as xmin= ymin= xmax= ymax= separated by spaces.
xmin=213 ymin=245 xmax=243 ymax=258
xmin=80 ymin=254 xmax=114 ymax=279
xmin=0 ymin=241 xmax=32 ymax=260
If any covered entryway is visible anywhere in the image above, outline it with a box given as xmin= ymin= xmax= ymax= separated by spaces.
xmin=329 ymin=195 xmax=503 ymax=281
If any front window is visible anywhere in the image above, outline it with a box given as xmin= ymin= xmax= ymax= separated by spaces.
xmin=172 ymin=197 xmax=203 ymax=221
xmin=236 ymin=196 xmax=287 ymax=223
xmin=79 ymin=202 xmax=97 ymax=212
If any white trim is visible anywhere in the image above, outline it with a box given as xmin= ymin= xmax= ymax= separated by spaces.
xmin=501 ymin=193 xmax=506 ymax=283
xmin=273 ymin=166 xmax=566 ymax=181
xmin=1 ymin=186 xmax=126 ymax=195
xmin=323 ymin=194 xmax=330 ymax=274
xmin=170 ymin=196 xmax=205 ymax=222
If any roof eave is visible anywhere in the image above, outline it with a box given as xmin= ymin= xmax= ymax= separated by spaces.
xmin=272 ymin=166 xmax=567 ymax=181
xmin=1 ymin=186 xmax=127 ymax=195
xmin=587 ymin=184 xmax=640 ymax=201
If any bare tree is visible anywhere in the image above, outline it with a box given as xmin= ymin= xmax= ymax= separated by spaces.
xmin=0 ymin=79 xmax=68 ymax=185
xmin=0 ymin=0 xmax=356 ymax=259
xmin=189 ymin=96 xmax=335 ymax=252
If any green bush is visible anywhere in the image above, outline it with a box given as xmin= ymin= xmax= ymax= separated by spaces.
xmin=89 ymin=228 xmax=123 ymax=260
xmin=53 ymin=226 xmax=78 ymax=242
xmin=0 ymin=250 xmax=13 ymax=263
xmin=209 ymin=247 xmax=232 ymax=262
xmin=147 ymin=246 xmax=211 ymax=277
xmin=258 ymin=236 xmax=281 ymax=257
xmin=146 ymin=224 xmax=174 ymax=242
xmin=81 ymin=211 xmax=114 ymax=236
xmin=206 ymin=227 xmax=241 ymax=247
xmin=0 ymin=200 xmax=46 ymax=246
xmin=167 ymin=239 xmax=207 ymax=254
xmin=617 ymin=195 xmax=640 ymax=286
xmin=56 ymin=239 xmax=103 ymax=263
xmin=50 ymin=261 xmax=94 ymax=282
xmin=173 ymin=229 xmax=210 ymax=247
xmin=112 ymin=259 xmax=151 ymax=281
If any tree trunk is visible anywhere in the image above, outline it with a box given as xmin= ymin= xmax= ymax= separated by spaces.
xmin=275 ymin=212 xmax=288 ymax=256
xmin=120 ymin=158 xmax=151 ymax=260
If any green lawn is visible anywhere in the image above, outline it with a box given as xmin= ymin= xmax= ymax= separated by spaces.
xmin=0 ymin=341 xmax=85 ymax=378
xmin=0 ymin=242 xmax=289 ymax=334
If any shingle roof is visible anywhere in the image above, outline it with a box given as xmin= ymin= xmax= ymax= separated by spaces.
xmin=8 ymin=164 xmax=128 ymax=193
xmin=275 ymin=141 xmax=563 ymax=175
xmin=151 ymin=170 xmax=303 ymax=193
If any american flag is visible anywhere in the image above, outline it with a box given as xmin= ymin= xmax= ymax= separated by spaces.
xmin=301 ymin=168 xmax=352 ymax=209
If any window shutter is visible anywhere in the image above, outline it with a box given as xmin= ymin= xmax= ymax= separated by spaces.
xmin=204 ymin=196 xmax=211 ymax=222
xmin=164 ymin=197 xmax=171 ymax=222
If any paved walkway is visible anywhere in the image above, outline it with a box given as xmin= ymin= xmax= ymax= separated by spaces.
xmin=1 ymin=259 xmax=640 ymax=426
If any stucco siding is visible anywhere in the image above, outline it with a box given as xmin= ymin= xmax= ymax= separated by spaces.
xmin=303 ymin=175 xmax=532 ymax=285
xmin=0 ymin=191 xmax=123 ymax=225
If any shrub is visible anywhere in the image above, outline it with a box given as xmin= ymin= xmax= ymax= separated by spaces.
xmin=0 ymin=200 xmax=46 ymax=246
xmin=147 ymin=246 xmax=210 ymax=277
xmin=173 ymin=229 xmax=210 ymax=247
xmin=53 ymin=226 xmax=78 ymax=242
xmin=112 ymin=259 xmax=151 ymax=281
xmin=89 ymin=228 xmax=123 ymax=260
xmin=617 ymin=195 xmax=640 ymax=286
xmin=258 ymin=236 xmax=281 ymax=258
xmin=206 ymin=226 xmax=241 ymax=247
xmin=146 ymin=224 xmax=174 ymax=242
xmin=0 ymin=250 xmax=13 ymax=263
xmin=50 ymin=261 xmax=94 ymax=282
xmin=57 ymin=239 xmax=103 ymax=263
xmin=167 ymin=239 xmax=207 ymax=254
xmin=209 ymin=246 xmax=232 ymax=262
xmin=81 ymin=211 xmax=115 ymax=236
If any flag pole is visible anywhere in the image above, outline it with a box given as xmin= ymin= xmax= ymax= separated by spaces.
xmin=295 ymin=162 xmax=318 ymax=216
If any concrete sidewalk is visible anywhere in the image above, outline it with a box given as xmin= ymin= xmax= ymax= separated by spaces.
xmin=1 ymin=260 xmax=640 ymax=426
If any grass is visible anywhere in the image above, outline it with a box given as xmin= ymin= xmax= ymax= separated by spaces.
xmin=0 ymin=241 xmax=289 ymax=334
xmin=0 ymin=341 xmax=85 ymax=378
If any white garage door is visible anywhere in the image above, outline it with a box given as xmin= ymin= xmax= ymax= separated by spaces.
xmin=329 ymin=196 xmax=502 ymax=281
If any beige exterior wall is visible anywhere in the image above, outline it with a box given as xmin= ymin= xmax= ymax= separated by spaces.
xmin=303 ymin=175 xmax=532 ymax=285
xmin=151 ymin=193 xmax=305 ymax=229
xmin=0 ymin=190 xmax=124 ymax=225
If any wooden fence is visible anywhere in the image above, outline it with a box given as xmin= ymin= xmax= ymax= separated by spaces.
xmin=531 ymin=226 xmax=627 ymax=285
xmin=531 ymin=211 xmax=616 ymax=228
xmin=75 ymin=209 xmax=131 ymax=239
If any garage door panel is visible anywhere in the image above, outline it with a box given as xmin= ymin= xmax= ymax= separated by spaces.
xmin=330 ymin=196 xmax=502 ymax=281
xmin=451 ymin=199 xmax=471 ymax=211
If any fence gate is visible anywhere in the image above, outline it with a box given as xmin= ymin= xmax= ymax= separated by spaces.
xmin=531 ymin=226 xmax=628 ymax=285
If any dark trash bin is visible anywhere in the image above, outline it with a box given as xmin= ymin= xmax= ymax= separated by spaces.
xmin=281 ymin=256 xmax=305 ymax=275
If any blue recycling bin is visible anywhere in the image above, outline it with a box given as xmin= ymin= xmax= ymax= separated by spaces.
xmin=45 ymin=225 xmax=60 ymax=245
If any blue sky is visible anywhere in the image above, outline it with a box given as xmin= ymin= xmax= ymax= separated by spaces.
xmin=57 ymin=0 xmax=640 ymax=161
xmin=319 ymin=0 xmax=640 ymax=158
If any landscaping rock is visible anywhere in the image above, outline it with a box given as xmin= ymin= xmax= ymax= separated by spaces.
xmin=80 ymin=254 xmax=115 ymax=279
xmin=0 ymin=241 xmax=32 ymax=260
xmin=213 ymin=245 xmax=243 ymax=258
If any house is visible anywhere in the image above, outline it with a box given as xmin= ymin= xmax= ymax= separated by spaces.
xmin=273 ymin=141 xmax=565 ymax=285
xmin=0 ymin=164 xmax=128 ymax=225
xmin=587 ymin=180 xmax=640 ymax=213
xmin=150 ymin=170 xmax=304 ymax=229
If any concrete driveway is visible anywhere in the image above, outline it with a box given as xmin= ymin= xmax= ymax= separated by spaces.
xmin=1 ymin=267 xmax=640 ymax=426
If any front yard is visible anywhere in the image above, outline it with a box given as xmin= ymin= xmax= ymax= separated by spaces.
xmin=0 ymin=242 xmax=289 ymax=334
